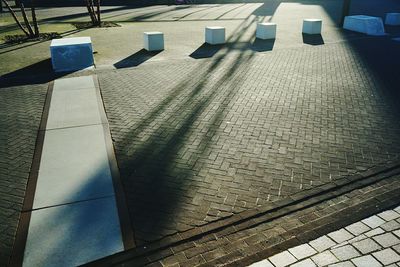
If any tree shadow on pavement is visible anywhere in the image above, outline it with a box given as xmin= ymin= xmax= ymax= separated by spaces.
xmin=107 ymin=15 xmax=261 ymax=244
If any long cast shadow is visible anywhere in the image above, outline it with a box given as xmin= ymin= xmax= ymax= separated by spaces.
xmin=189 ymin=43 xmax=223 ymax=59
xmin=252 ymin=38 xmax=275 ymax=51
xmin=113 ymin=49 xmax=161 ymax=69
xmin=0 ymin=59 xmax=69 ymax=88
xmin=302 ymin=33 xmax=325 ymax=46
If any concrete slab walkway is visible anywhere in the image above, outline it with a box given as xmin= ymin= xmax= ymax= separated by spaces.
xmin=21 ymin=76 xmax=125 ymax=266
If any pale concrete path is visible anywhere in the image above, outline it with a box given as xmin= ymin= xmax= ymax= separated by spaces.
xmin=250 ymin=206 xmax=400 ymax=267
xmin=23 ymin=76 xmax=124 ymax=266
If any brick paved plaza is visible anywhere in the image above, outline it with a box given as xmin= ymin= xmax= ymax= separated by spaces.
xmin=1 ymin=0 xmax=400 ymax=266
xmin=100 ymin=38 xmax=400 ymax=244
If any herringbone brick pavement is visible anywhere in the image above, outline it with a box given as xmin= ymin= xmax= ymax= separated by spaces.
xmin=0 ymin=84 xmax=47 ymax=266
xmin=99 ymin=37 xmax=400 ymax=245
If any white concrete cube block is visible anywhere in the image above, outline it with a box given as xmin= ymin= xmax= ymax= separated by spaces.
xmin=50 ymin=37 xmax=94 ymax=73
xmin=385 ymin=13 xmax=400 ymax=25
xmin=302 ymin=19 xmax=322 ymax=34
xmin=205 ymin=27 xmax=225 ymax=45
xmin=143 ymin=32 xmax=164 ymax=51
xmin=256 ymin=23 xmax=277 ymax=40
xmin=343 ymin=15 xmax=385 ymax=36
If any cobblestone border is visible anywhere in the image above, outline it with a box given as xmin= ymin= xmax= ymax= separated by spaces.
xmin=87 ymin=159 xmax=400 ymax=266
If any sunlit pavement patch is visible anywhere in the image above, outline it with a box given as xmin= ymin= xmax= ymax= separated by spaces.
xmin=249 ymin=206 xmax=400 ymax=267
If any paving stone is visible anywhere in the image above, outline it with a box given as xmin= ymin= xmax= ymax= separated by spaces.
xmin=290 ymin=258 xmax=316 ymax=267
xmin=353 ymin=238 xmax=382 ymax=254
xmin=347 ymin=235 xmax=367 ymax=244
xmin=378 ymin=210 xmax=400 ymax=221
xmin=331 ymin=245 xmax=361 ymax=261
xmin=250 ymin=259 xmax=274 ymax=267
xmin=269 ymin=251 xmax=297 ymax=267
xmin=381 ymin=221 xmax=400 ymax=232
xmin=329 ymin=261 xmax=355 ymax=267
xmin=362 ymin=216 xmax=386 ymax=229
xmin=345 ymin=222 xmax=371 ymax=236
xmin=372 ymin=233 xmax=400 ymax=248
xmin=394 ymin=244 xmax=400 ymax=254
xmin=393 ymin=206 xmax=400 ymax=213
xmin=351 ymin=255 xmax=382 ymax=267
xmin=394 ymin=229 xmax=400 ymax=238
xmin=311 ymin=251 xmax=339 ymax=266
xmin=328 ymin=229 xmax=354 ymax=244
xmin=372 ymin=248 xmax=400 ymax=265
xmin=288 ymin=244 xmax=317 ymax=260
xmin=365 ymin=228 xmax=385 ymax=237
xmin=310 ymin=236 xmax=337 ymax=252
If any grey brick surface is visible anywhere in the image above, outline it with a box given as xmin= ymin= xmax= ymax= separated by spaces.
xmin=99 ymin=36 xmax=400 ymax=244
xmin=362 ymin=216 xmax=386 ymax=229
xmin=381 ymin=221 xmax=400 ymax=232
xmin=353 ymin=238 xmax=382 ymax=254
xmin=0 ymin=84 xmax=47 ymax=266
xmin=288 ymin=244 xmax=316 ymax=260
xmin=378 ymin=210 xmax=400 ymax=222
xmin=345 ymin=222 xmax=371 ymax=236
xmin=351 ymin=255 xmax=382 ymax=267
xmin=268 ymin=251 xmax=296 ymax=267
xmin=393 ymin=244 xmax=400 ymax=254
xmin=328 ymin=229 xmax=354 ymax=244
xmin=372 ymin=233 xmax=400 ymax=248
xmin=395 ymin=230 xmax=400 ymax=238
xmin=372 ymin=248 xmax=400 ymax=265
xmin=329 ymin=262 xmax=356 ymax=267
xmin=311 ymin=251 xmax=338 ymax=266
xmin=309 ymin=236 xmax=337 ymax=252
xmin=331 ymin=245 xmax=360 ymax=261
xmin=365 ymin=228 xmax=385 ymax=238
xmin=290 ymin=259 xmax=316 ymax=267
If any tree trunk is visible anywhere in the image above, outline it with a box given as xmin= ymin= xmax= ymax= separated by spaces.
xmin=85 ymin=0 xmax=97 ymax=24
xmin=31 ymin=0 xmax=39 ymax=37
xmin=1 ymin=0 xmax=29 ymax=36
xmin=20 ymin=3 xmax=34 ymax=37
xmin=96 ymin=0 xmax=101 ymax=25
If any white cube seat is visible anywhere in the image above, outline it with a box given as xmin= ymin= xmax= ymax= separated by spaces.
xmin=50 ymin=37 xmax=94 ymax=73
xmin=256 ymin=23 xmax=277 ymax=40
xmin=302 ymin=19 xmax=322 ymax=34
xmin=343 ymin=15 xmax=385 ymax=36
xmin=205 ymin=27 xmax=225 ymax=45
xmin=143 ymin=32 xmax=164 ymax=51
xmin=385 ymin=13 xmax=400 ymax=26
